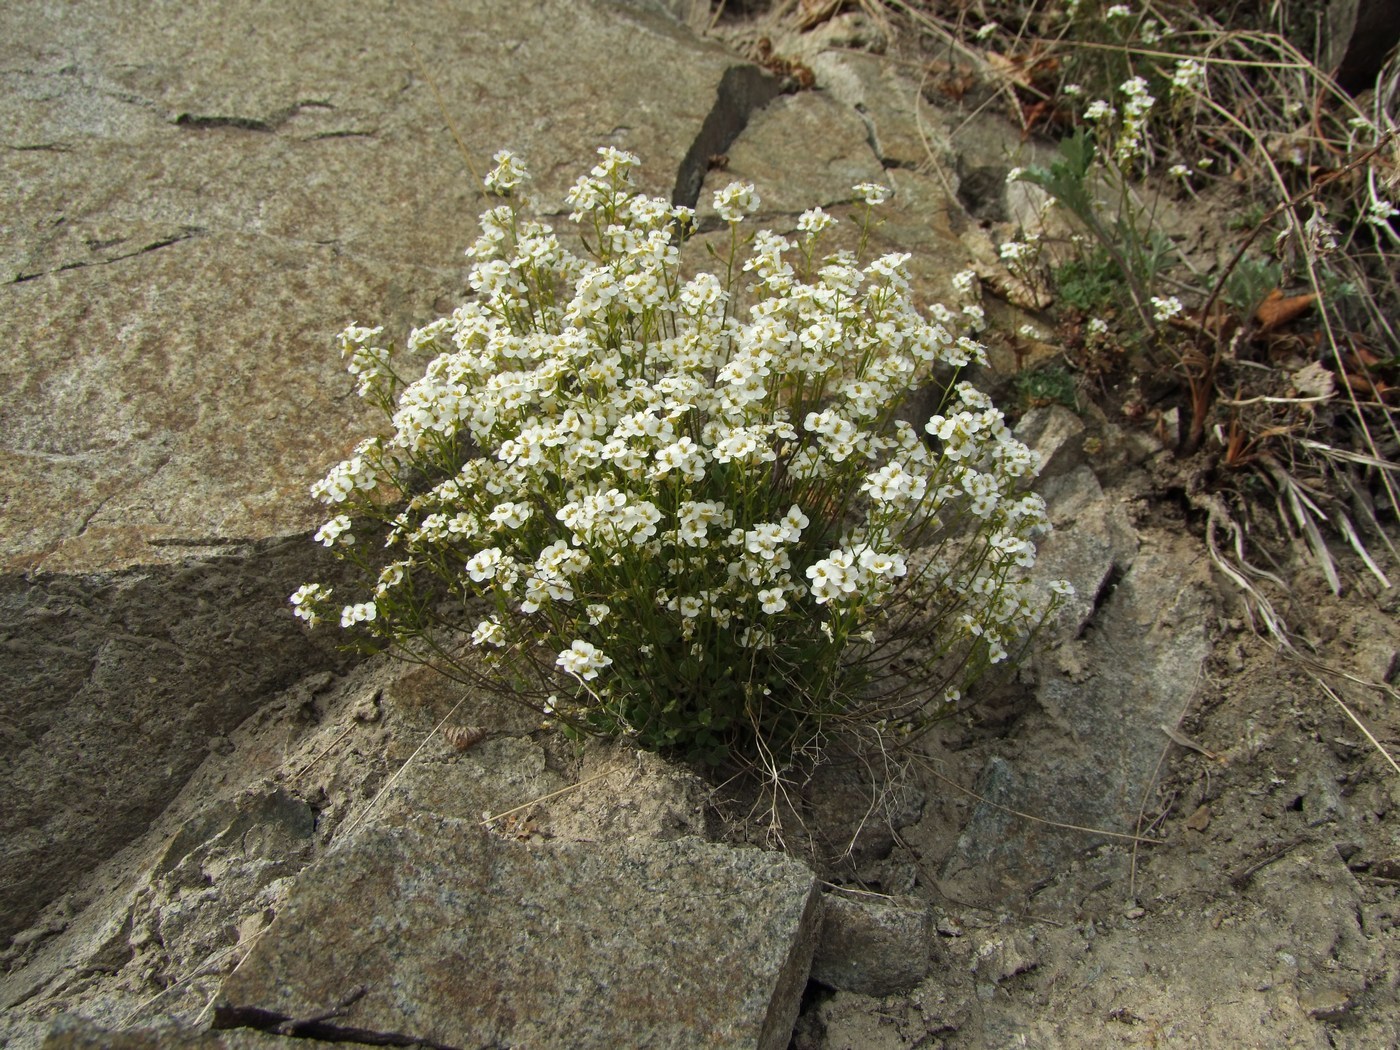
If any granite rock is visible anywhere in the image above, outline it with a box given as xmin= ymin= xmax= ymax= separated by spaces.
xmin=810 ymin=894 xmax=932 ymax=997
xmin=215 ymin=817 xmax=822 ymax=1050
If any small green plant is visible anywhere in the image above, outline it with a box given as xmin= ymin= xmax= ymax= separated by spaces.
xmin=1053 ymin=246 xmax=1129 ymax=316
xmin=290 ymin=149 xmax=1071 ymax=767
xmin=1014 ymin=367 xmax=1080 ymax=412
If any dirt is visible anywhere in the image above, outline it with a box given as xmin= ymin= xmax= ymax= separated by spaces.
xmin=774 ymin=513 xmax=1400 ymax=1049
xmin=706 ymin=8 xmax=1400 ymax=1045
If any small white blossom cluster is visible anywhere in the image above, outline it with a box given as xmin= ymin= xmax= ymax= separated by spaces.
xmin=1114 ymin=76 xmax=1157 ymax=165
xmin=292 ymin=148 xmax=1068 ymax=758
xmin=1170 ymin=59 xmax=1207 ymax=95
xmin=1150 ymin=295 xmax=1184 ymax=322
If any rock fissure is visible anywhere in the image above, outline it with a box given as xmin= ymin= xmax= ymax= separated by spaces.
xmin=12 ymin=229 xmax=204 ymax=284
xmin=671 ymin=64 xmax=785 ymax=210
xmin=173 ymin=100 xmax=336 ymax=134
xmin=213 ymin=995 xmax=483 ymax=1050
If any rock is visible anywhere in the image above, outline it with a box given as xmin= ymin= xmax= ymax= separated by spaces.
xmin=1032 ymin=465 xmax=1138 ymax=637
xmin=43 ymin=1016 xmax=356 ymax=1049
xmin=1015 ymin=404 xmax=1087 ymax=478
xmin=708 ymin=88 xmax=885 ymax=216
xmin=0 ymin=542 xmax=353 ymax=945
xmin=973 ymin=930 xmax=1040 ymax=984
xmin=545 ymin=738 xmax=711 ymax=843
xmin=810 ymin=894 xmax=932 ymax=996
xmin=215 ymin=817 xmax=821 ymax=1050
xmin=805 ymin=50 xmax=951 ymax=171
xmin=941 ymin=525 xmax=1212 ymax=900
xmin=0 ymin=0 xmax=761 ymax=945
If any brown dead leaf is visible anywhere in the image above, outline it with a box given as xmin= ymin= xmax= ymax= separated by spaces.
xmin=984 ymin=51 xmax=1036 ymax=91
xmin=1345 ymin=345 xmax=1384 ymax=369
xmin=1343 ymin=372 xmax=1397 ymax=400
xmin=1255 ymin=288 xmax=1318 ymax=332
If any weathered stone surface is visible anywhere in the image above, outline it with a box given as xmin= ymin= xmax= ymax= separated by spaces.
xmin=2 ymin=0 xmax=741 ymax=573
xmin=545 ymin=739 xmax=712 ymax=843
xmin=1015 ymin=404 xmax=1087 ymax=479
xmin=215 ymin=817 xmax=822 ymax=1050
xmin=0 ymin=540 xmax=353 ymax=944
xmin=806 ymin=50 xmax=952 ymax=171
xmin=941 ymin=527 xmax=1213 ymax=898
xmin=810 ymin=894 xmax=932 ymax=996
xmin=1029 ymin=465 xmax=1138 ymax=637
xmin=715 ymin=89 xmax=885 ymax=215
xmin=0 ymin=0 xmax=759 ymax=947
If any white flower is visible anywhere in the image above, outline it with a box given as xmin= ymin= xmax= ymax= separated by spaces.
xmin=484 ymin=149 xmax=530 ymax=195
xmin=1106 ymin=4 xmax=1132 ymax=18
xmin=976 ymin=21 xmax=999 ymax=39
xmin=758 ymin=587 xmax=788 ymax=614
xmin=1168 ymin=164 xmax=1192 ymax=179
xmin=1083 ymin=99 xmax=1115 ymax=123
xmin=1171 ymin=59 xmax=1206 ymax=94
xmin=852 ymin=181 xmax=890 ymax=205
xmin=556 ymin=639 xmax=612 ymax=681
xmin=315 ymin=515 xmax=354 ymax=547
xmin=1086 ymin=317 xmax=1109 ymax=337
xmin=466 ymin=547 xmax=504 ymax=583
xmin=1150 ymin=295 xmax=1184 ymax=322
xmin=806 ymin=550 xmax=859 ymax=604
xmin=797 ymin=207 xmax=836 ymax=234
xmin=488 ymin=502 xmax=532 ymax=530
xmin=340 ymin=601 xmax=377 ymax=628
xmin=289 ymin=583 xmax=331 ymax=625
xmin=471 ymin=618 xmax=507 ymax=647
xmin=713 ymin=181 xmax=760 ymax=222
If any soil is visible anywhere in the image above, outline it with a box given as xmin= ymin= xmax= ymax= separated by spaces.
xmin=711 ymin=4 xmax=1400 ymax=1045
xmin=776 ymin=488 xmax=1400 ymax=1049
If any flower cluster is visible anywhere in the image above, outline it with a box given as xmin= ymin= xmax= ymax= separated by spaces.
xmin=291 ymin=148 xmax=1069 ymax=762
xmin=1114 ymin=76 xmax=1157 ymax=165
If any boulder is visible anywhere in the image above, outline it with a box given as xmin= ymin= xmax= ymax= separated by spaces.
xmin=214 ymin=817 xmax=822 ymax=1050
xmin=940 ymin=524 xmax=1213 ymax=899
xmin=0 ymin=0 xmax=764 ymax=944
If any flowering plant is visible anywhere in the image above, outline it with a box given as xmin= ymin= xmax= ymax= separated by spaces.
xmin=291 ymin=148 xmax=1070 ymax=765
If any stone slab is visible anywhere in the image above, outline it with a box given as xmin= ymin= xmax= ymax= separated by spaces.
xmin=940 ymin=529 xmax=1213 ymax=899
xmin=1 ymin=0 xmax=740 ymax=574
xmin=215 ymin=817 xmax=822 ymax=1050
